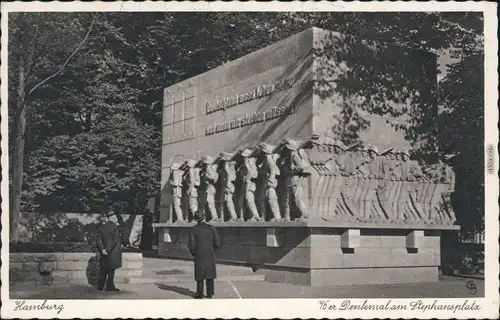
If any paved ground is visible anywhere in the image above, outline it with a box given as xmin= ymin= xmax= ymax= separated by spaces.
xmin=10 ymin=276 xmax=485 ymax=300
xmin=10 ymin=277 xmax=484 ymax=300
xmin=10 ymin=258 xmax=485 ymax=300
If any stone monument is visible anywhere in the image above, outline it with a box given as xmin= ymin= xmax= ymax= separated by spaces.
xmin=153 ymin=27 xmax=459 ymax=286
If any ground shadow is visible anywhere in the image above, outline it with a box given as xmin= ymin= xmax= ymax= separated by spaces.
xmin=156 ymin=269 xmax=186 ymax=275
xmin=10 ymin=284 xmax=104 ymax=300
xmin=155 ymin=283 xmax=197 ymax=298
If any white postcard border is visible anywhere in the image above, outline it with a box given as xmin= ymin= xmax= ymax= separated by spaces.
xmin=1 ymin=1 xmax=498 ymax=319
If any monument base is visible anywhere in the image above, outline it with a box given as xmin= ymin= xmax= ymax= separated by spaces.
xmin=153 ymin=221 xmax=459 ymax=286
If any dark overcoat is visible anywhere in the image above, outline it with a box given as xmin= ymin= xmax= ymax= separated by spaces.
xmin=188 ymin=221 xmax=220 ymax=281
xmin=96 ymin=221 xmax=123 ymax=269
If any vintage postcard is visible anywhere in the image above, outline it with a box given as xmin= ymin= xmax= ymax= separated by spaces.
xmin=1 ymin=1 xmax=498 ymax=319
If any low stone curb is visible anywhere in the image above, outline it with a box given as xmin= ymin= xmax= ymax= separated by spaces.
xmin=10 ymin=252 xmax=143 ymax=286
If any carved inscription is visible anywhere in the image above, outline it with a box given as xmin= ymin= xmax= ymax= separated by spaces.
xmin=205 ymin=106 xmax=293 ymax=136
xmin=205 ymin=77 xmax=295 ymax=114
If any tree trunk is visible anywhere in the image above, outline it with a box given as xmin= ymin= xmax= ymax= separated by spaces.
xmin=10 ymin=64 xmax=27 ymax=242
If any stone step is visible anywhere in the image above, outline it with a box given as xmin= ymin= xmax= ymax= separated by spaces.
xmin=142 ymin=268 xmax=254 ymax=275
xmin=125 ymin=274 xmax=265 ymax=284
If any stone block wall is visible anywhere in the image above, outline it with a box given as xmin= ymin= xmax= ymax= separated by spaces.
xmin=9 ymin=252 xmax=143 ymax=287
xmin=158 ymin=226 xmax=443 ymax=286
xmin=306 ymin=229 xmax=441 ymax=286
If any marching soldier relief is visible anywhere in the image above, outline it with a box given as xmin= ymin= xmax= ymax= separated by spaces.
xmin=166 ymin=136 xmax=456 ymax=225
xmin=261 ymin=143 xmax=282 ymax=221
xmin=169 ymin=162 xmax=185 ymax=223
xmin=219 ymin=152 xmax=239 ymax=222
xmin=241 ymin=149 xmax=263 ymax=222
xmin=184 ymin=159 xmax=201 ymax=220
xmin=200 ymin=156 xmax=221 ymax=222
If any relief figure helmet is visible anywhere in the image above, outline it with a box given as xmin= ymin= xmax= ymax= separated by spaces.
xmin=393 ymin=149 xmax=402 ymax=160
xmin=363 ymin=149 xmax=369 ymax=157
xmin=333 ymin=140 xmax=346 ymax=153
xmin=241 ymin=148 xmax=253 ymax=158
xmin=283 ymin=138 xmax=298 ymax=151
xmin=185 ymin=159 xmax=197 ymax=168
xmin=315 ymin=136 xmax=326 ymax=151
xmin=171 ymin=162 xmax=181 ymax=171
xmin=219 ymin=152 xmax=233 ymax=162
xmin=261 ymin=143 xmax=276 ymax=155
xmin=201 ymin=155 xmax=214 ymax=165
xmin=325 ymin=137 xmax=334 ymax=152
xmin=367 ymin=145 xmax=379 ymax=158
xmin=401 ymin=149 xmax=410 ymax=161
xmin=382 ymin=148 xmax=395 ymax=159
xmin=359 ymin=146 xmax=368 ymax=157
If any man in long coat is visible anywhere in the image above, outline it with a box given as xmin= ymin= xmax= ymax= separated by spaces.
xmin=96 ymin=212 xmax=122 ymax=291
xmin=188 ymin=211 xmax=221 ymax=299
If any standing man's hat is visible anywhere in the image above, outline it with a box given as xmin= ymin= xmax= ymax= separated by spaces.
xmin=193 ymin=211 xmax=205 ymax=222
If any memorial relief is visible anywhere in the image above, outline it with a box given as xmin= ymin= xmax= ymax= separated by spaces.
xmin=167 ymin=134 xmax=457 ymax=225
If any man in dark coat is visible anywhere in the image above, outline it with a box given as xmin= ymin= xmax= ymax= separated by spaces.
xmin=96 ymin=212 xmax=122 ymax=291
xmin=188 ymin=211 xmax=221 ymax=299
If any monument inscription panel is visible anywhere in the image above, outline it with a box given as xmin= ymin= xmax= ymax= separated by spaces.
xmin=206 ymin=76 xmax=295 ymax=114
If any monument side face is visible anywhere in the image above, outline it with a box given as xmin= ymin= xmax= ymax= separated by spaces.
xmin=312 ymin=28 xmax=438 ymax=150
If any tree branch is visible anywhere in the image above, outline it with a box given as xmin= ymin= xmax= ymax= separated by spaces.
xmin=424 ymin=12 xmax=482 ymax=36
xmin=25 ymin=14 xmax=40 ymax=81
xmin=438 ymin=18 xmax=481 ymax=36
xmin=27 ymin=12 xmax=98 ymax=97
